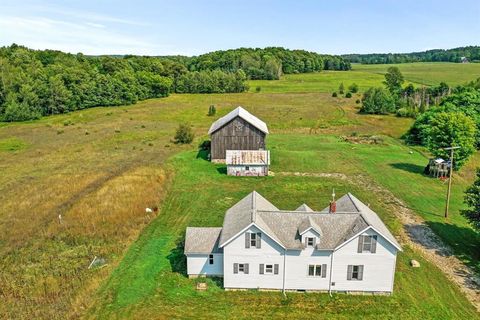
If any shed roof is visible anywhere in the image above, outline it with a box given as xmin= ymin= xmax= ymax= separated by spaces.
xmin=184 ymin=227 xmax=223 ymax=254
xmin=226 ymin=150 xmax=270 ymax=165
xmin=208 ymin=106 xmax=269 ymax=135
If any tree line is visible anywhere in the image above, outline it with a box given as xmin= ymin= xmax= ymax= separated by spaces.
xmin=164 ymin=47 xmax=351 ymax=80
xmin=0 ymin=45 xmax=350 ymax=121
xmin=343 ymin=46 xmax=480 ymax=64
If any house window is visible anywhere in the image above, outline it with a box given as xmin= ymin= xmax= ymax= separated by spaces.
xmin=250 ymin=233 xmax=257 ymax=247
xmin=265 ymin=264 xmax=273 ymax=274
xmin=234 ymin=263 xmax=249 ymax=274
xmin=347 ymin=265 xmax=364 ymax=280
xmin=308 ymin=265 xmax=322 ymax=277
xmin=245 ymin=166 xmax=250 ymax=170
xmin=260 ymin=263 xmax=279 ymax=275
xmin=306 ymin=237 xmax=315 ymax=247
xmin=246 ymin=232 xmax=261 ymax=248
xmin=358 ymin=235 xmax=377 ymax=253
xmin=209 ymin=254 xmax=214 ymax=265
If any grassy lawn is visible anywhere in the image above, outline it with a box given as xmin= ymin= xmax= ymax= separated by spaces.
xmin=249 ymin=62 xmax=480 ymax=93
xmin=87 ymin=150 xmax=479 ymax=319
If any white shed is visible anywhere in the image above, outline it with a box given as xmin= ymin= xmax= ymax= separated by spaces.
xmin=225 ymin=150 xmax=270 ymax=176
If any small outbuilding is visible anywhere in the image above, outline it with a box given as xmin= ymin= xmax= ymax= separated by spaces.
xmin=226 ymin=150 xmax=270 ymax=176
xmin=208 ymin=107 xmax=268 ymax=163
xmin=425 ymin=158 xmax=451 ymax=178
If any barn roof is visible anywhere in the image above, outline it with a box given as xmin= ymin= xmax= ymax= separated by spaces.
xmin=216 ymin=191 xmax=401 ymax=251
xmin=226 ymin=150 xmax=270 ymax=165
xmin=184 ymin=227 xmax=223 ymax=254
xmin=208 ymin=106 xmax=269 ymax=135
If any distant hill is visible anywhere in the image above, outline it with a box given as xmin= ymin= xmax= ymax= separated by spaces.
xmin=343 ymin=46 xmax=480 ymax=64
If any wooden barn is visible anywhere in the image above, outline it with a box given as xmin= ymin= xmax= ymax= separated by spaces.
xmin=208 ymin=107 xmax=268 ymax=162
xmin=226 ymin=150 xmax=270 ymax=176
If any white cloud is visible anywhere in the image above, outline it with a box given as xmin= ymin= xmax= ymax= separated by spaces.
xmin=0 ymin=15 xmax=165 ymax=55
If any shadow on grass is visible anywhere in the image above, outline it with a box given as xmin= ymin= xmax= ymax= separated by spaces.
xmin=196 ymin=140 xmax=211 ymax=161
xmin=216 ymin=167 xmax=227 ymax=175
xmin=390 ymin=162 xmax=426 ymax=175
xmin=167 ymin=239 xmax=187 ymax=277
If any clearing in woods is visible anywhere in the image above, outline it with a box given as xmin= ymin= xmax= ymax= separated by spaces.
xmin=0 ymin=63 xmax=479 ymax=319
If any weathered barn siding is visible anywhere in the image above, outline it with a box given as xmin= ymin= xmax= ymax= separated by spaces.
xmin=211 ymin=117 xmax=266 ymax=161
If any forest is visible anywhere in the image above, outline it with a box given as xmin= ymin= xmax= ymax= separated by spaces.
xmin=343 ymin=46 xmax=480 ymax=64
xmin=0 ymin=45 xmax=349 ymax=121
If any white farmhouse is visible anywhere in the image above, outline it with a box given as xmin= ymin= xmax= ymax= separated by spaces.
xmin=184 ymin=191 xmax=402 ymax=294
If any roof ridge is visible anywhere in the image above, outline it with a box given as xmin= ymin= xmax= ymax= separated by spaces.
xmin=347 ymin=192 xmax=361 ymax=212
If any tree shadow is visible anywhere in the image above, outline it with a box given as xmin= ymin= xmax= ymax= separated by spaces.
xmin=196 ymin=140 xmax=211 ymax=161
xmin=390 ymin=162 xmax=426 ymax=175
xmin=167 ymin=237 xmax=187 ymax=277
xmin=216 ymin=166 xmax=227 ymax=175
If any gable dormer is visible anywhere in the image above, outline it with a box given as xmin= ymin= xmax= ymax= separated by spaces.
xmin=298 ymin=216 xmax=322 ymax=249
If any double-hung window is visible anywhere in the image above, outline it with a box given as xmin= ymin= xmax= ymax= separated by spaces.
xmin=347 ymin=265 xmax=364 ymax=280
xmin=259 ymin=263 xmax=279 ymax=275
xmin=308 ymin=264 xmax=327 ymax=277
xmin=357 ymin=235 xmax=377 ymax=253
xmin=234 ymin=263 xmax=249 ymax=274
xmin=245 ymin=232 xmax=261 ymax=248
xmin=306 ymin=237 xmax=315 ymax=247
xmin=208 ymin=254 xmax=214 ymax=265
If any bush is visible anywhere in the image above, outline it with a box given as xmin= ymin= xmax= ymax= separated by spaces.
xmin=339 ymin=83 xmax=345 ymax=94
xmin=360 ymin=87 xmax=395 ymax=114
xmin=208 ymin=105 xmax=216 ymax=116
xmin=348 ymin=83 xmax=359 ymax=93
xmin=332 ymin=92 xmax=338 ymax=97
xmin=255 ymin=86 xmax=261 ymax=93
xmin=174 ymin=123 xmax=194 ymax=144
xmin=345 ymin=92 xmax=352 ymax=98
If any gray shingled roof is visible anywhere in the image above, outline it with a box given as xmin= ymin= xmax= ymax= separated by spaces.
xmin=184 ymin=227 xmax=222 ymax=254
xmin=296 ymin=203 xmax=314 ymax=212
xmin=208 ymin=106 xmax=269 ymax=135
xmin=188 ymin=191 xmax=401 ymax=253
xmin=219 ymin=191 xmax=278 ymax=246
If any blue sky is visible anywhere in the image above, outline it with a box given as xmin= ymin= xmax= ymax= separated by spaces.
xmin=1 ymin=0 xmax=479 ymax=56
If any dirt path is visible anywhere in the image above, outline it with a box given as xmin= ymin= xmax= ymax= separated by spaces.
xmin=277 ymin=171 xmax=480 ymax=311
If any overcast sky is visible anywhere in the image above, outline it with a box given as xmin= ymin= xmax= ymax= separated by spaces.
xmin=1 ymin=0 xmax=479 ymax=56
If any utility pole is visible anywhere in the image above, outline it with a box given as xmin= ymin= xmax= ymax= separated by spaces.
xmin=444 ymin=146 xmax=460 ymax=219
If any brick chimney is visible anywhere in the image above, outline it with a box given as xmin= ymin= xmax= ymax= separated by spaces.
xmin=329 ymin=189 xmax=336 ymax=213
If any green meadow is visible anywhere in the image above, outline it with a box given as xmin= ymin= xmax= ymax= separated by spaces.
xmin=249 ymin=62 xmax=480 ymax=93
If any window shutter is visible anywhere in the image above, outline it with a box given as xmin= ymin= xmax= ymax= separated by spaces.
xmin=358 ymin=265 xmax=364 ymax=280
xmin=259 ymin=264 xmax=264 ymax=274
xmin=371 ymin=235 xmax=377 ymax=253
xmin=244 ymin=263 xmax=249 ymax=274
xmin=312 ymin=237 xmax=316 ymax=247
xmin=256 ymin=233 xmax=262 ymax=249
xmin=304 ymin=237 xmax=308 ymax=248
xmin=347 ymin=265 xmax=353 ymax=280
xmin=234 ymin=263 xmax=238 ymax=274
xmin=321 ymin=264 xmax=327 ymax=278
xmin=274 ymin=264 xmax=279 ymax=275
xmin=357 ymin=235 xmax=364 ymax=253
xmin=245 ymin=233 xmax=250 ymax=248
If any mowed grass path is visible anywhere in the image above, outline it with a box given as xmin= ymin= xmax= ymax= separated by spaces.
xmin=87 ymin=150 xmax=479 ymax=319
xmin=249 ymin=62 xmax=480 ymax=93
